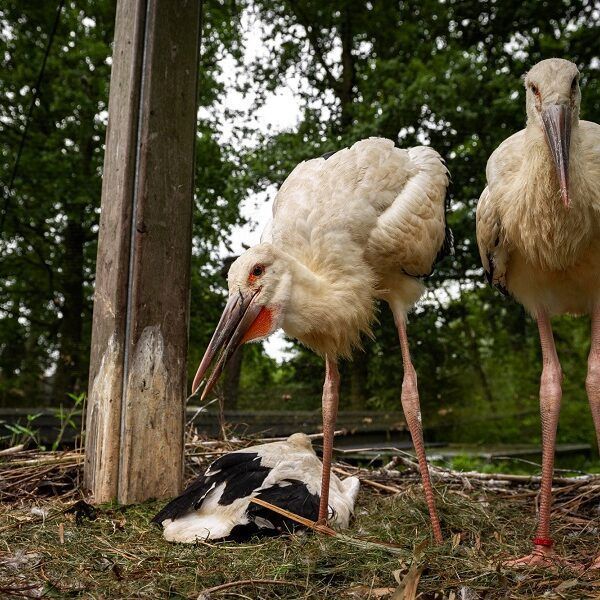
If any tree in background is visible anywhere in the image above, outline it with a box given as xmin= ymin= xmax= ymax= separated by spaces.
xmin=0 ymin=1 xmax=115 ymax=404
xmin=0 ymin=1 xmax=248 ymax=405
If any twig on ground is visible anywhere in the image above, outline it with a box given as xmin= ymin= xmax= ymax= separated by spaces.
xmin=333 ymin=466 xmax=403 ymax=494
xmin=197 ymin=578 xmax=304 ymax=597
xmin=249 ymin=497 xmax=405 ymax=554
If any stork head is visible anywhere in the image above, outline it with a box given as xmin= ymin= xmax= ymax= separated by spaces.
xmin=524 ymin=58 xmax=581 ymax=207
xmin=191 ymin=243 xmax=291 ymax=398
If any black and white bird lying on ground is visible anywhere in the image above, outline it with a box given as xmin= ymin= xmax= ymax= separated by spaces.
xmin=152 ymin=433 xmax=360 ymax=543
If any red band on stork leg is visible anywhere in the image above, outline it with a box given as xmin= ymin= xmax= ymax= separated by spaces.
xmin=533 ymin=537 xmax=553 ymax=547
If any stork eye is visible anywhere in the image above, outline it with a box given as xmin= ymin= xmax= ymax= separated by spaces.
xmin=530 ymin=83 xmax=540 ymax=96
xmin=251 ymin=265 xmax=264 ymax=277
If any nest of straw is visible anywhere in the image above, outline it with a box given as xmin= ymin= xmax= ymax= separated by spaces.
xmin=1 ymin=434 xmax=599 ymax=599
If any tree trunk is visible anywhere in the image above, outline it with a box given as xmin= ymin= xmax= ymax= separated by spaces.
xmin=53 ymin=129 xmax=96 ymax=404
xmin=53 ymin=218 xmax=85 ymax=403
xmin=458 ymin=305 xmax=495 ymax=410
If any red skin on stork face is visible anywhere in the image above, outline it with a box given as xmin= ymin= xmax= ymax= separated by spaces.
xmin=241 ymin=267 xmax=275 ymax=344
xmin=241 ymin=307 xmax=274 ymax=344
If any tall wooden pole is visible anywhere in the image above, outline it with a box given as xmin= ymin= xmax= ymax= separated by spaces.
xmin=84 ymin=0 xmax=200 ymax=504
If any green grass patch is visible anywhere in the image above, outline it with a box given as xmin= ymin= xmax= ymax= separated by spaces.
xmin=1 ymin=484 xmax=599 ymax=599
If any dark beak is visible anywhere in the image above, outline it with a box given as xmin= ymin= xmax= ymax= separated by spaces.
xmin=191 ymin=289 xmax=262 ymax=399
xmin=541 ymin=104 xmax=572 ymax=208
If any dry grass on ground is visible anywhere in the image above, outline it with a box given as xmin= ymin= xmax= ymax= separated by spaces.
xmin=1 ymin=440 xmax=599 ymax=599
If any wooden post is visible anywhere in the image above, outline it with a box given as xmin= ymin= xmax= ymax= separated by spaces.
xmin=84 ymin=0 xmax=200 ymax=504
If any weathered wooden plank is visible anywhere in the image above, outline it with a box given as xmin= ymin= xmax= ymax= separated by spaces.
xmin=85 ymin=0 xmax=200 ymax=504
xmin=84 ymin=0 xmax=147 ymax=503
xmin=117 ymin=0 xmax=200 ymax=504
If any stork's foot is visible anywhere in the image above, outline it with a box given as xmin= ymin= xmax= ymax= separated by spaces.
xmin=504 ymin=545 xmax=559 ymax=568
xmin=504 ymin=545 xmax=581 ymax=571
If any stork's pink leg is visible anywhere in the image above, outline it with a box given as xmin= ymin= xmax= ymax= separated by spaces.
xmin=505 ymin=310 xmax=566 ymax=567
xmin=317 ymin=356 xmax=340 ymax=524
xmin=395 ymin=317 xmax=443 ymax=544
xmin=586 ymin=306 xmax=600 ymax=570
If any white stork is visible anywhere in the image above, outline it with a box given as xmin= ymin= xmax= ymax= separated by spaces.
xmin=152 ymin=433 xmax=360 ymax=542
xmin=477 ymin=58 xmax=600 ymax=568
xmin=192 ymin=137 xmax=451 ymax=543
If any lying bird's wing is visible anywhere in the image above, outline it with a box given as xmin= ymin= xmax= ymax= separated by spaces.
xmin=227 ymin=478 xmax=320 ymax=540
xmin=152 ymin=450 xmax=270 ymax=525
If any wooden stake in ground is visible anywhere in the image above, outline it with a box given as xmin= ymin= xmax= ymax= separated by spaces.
xmin=84 ymin=0 xmax=201 ymax=504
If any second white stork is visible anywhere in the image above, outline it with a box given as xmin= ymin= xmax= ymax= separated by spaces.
xmin=192 ymin=137 xmax=451 ymax=543
xmin=477 ymin=58 xmax=600 ymax=568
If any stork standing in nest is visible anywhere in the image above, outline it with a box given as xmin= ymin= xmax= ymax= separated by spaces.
xmin=477 ymin=58 xmax=600 ymax=568
xmin=192 ymin=137 xmax=451 ymax=543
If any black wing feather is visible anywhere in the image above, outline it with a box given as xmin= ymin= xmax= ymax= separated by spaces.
xmin=246 ymin=479 xmax=320 ymax=534
xmin=485 ymin=239 xmax=508 ymax=297
xmin=435 ymin=221 xmax=454 ymax=264
xmin=152 ymin=452 xmax=270 ymax=524
xmin=320 ymin=150 xmax=337 ymax=160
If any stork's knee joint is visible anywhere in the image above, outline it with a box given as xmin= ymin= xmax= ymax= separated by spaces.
xmin=402 ymin=364 xmax=417 ymax=385
xmin=540 ymin=364 xmax=562 ymax=402
xmin=586 ymin=355 xmax=600 ymax=398
xmin=402 ymin=377 xmax=418 ymax=399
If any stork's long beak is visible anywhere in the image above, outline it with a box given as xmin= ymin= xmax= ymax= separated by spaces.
xmin=191 ymin=289 xmax=263 ymax=399
xmin=541 ymin=104 xmax=572 ymax=208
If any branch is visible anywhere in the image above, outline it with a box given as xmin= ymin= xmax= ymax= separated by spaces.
xmin=286 ymin=0 xmax=340 ymax=92
xmin=199 ymin=579 xmax=304 ymax=595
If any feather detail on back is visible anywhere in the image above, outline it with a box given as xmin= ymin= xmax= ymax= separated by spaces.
xmin=366 ymin=145 xmax=450 ymax=278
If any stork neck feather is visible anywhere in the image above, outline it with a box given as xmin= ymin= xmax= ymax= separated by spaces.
xmin=502 ymin=122 xmax=595 ymax=270
xmin=276 ymin=248 xmax=375 ymax=358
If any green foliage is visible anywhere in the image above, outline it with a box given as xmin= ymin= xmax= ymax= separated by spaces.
xmin=0 ymin=1 xmax=248 ymax=405
xmin=51 ymin=391 xmax=85 ymax=451
xmin=2 ymin=411 xmax=42 ymax=448
xmin=0 ymin=1 xmax=114 ymax=404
